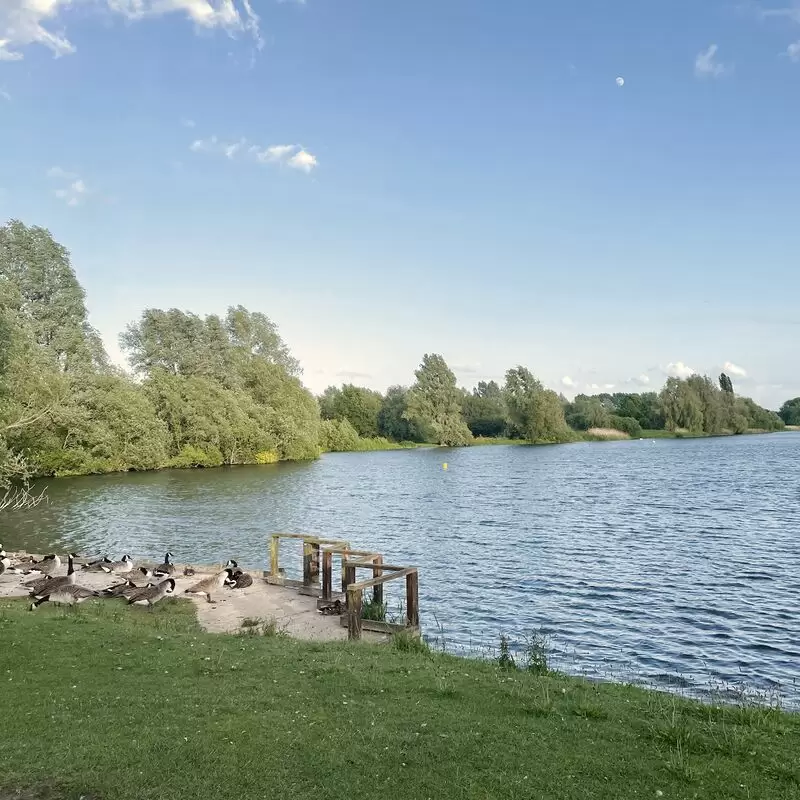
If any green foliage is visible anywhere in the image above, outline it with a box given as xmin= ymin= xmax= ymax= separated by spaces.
xmin=361 ymin=597 xmax=388 ymax=621
xmin=778 ymin=397 xmax=800 ymax=426
xmin=169 ymin=444 xmax=224 ymax=469
xmin=320 ymin=383 xmax=383 ymax=437
xmin=503 ymin=366 xmax=572 ymax=443
xmin=719 ymin=373 xmax=734 ymax=394
xmin=319 ymin=418 xmax=361 ymax=452
xmin=377 ymin=385 xmax=428 ymax=442
xmin=659 ymin=375 xmax=783 ymax=435
xmin=608 ymin=415 xmax=643 ymax=438
xmin=405 ymin=354 xmax=472 ymax=446
xmin=462 ymin=380 xmax=506 ymax=437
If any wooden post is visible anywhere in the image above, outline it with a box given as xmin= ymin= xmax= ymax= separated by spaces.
xmin=270 ymin=536 xmax=279 ymax=578
xmin=302 ymin=540 xmax=314 ymax=588
xmin=406 ymin=570 xmax=419 ymax=628
xmin=372 ymin=555 xmax=384 ymax=606
xmin=347 ymin=587 xmax=363 ymax=640
xmin=341 ymin=551 xmax=352 ymax=594
xmin=343 ymin=561 xmax=356 ymax=593
xmin=322 ymin=551 xmax=332 ymax=601
xmin=310 ymin=541 xmax=320 ymax=584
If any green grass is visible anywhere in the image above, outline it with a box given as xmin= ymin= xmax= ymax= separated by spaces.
xmin=1 ymin=599 xmax=798 ymax=800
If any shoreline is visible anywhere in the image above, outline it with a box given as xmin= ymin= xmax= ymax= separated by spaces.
xmin=13 ymin=427 xmax=794 ymax=487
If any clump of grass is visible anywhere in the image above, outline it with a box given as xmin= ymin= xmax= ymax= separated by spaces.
xmin=361 ymin=598 xmax=387 ymax=622
xmin=238 ymin=616 xmax=285 ymax=637
xmin=392 ymin=629 xmax=429 ymax=654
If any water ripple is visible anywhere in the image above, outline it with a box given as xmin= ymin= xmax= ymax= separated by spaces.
xmin=3 ymin=433 xmax=799 ymax=707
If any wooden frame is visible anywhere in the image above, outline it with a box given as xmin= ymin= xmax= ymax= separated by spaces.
xmin=267 ymin=532 xmax=419 ymax=641
xmin=267 ymin=534 xmax=350 ymax=591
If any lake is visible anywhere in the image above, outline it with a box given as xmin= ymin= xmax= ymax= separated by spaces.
xmin=3 ymin=433 xmax=799 ymax=707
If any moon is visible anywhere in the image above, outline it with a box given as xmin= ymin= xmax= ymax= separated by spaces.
xmin=616 ymin=76 xmax=625 ymax=87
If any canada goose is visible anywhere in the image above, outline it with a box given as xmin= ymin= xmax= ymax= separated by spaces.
xmin=101 ymin=579 xmax=140 ymax=598
xmin=224 ymin=559 xmax=238 ymax=569
xmin=99 ymin=555 xmax=134 ymax=574
xmin=20 ymin=554 xmax=61 ymax=577
xmin=153 ymin=552 xmax=175 ymax=577
xmin=24 ymin=553 xmax=78 ymax=597
xmin=183 ymin=566 xmax=196 ymax=577
xmin=184 ymin=569 xmax=235 ymax=604
xmin=82 ymin=555 xmax=113 ymax=571
xmin=127 ymin=578 xmax=175 ymax=606
xmin=30 ymin=583 xmax=98 ymax=610
xmin=118 ymin=566 xmax=153 ymax=585
xmin=225 ymin=569 xmax=253 ymax=589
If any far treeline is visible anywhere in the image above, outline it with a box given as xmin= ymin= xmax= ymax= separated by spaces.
xmin=0 ymin=220 xmax=795 ymax=503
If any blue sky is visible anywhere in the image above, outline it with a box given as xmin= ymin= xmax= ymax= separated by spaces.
xmin=1 ymin=1 xmax=799 ymax=408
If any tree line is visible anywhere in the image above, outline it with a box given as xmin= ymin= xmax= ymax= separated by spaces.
xmin=0 ymin=219 xmax=793 ymax=505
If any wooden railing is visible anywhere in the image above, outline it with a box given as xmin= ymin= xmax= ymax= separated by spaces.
xmin=267 ymin=533 xmax=419 ymax=641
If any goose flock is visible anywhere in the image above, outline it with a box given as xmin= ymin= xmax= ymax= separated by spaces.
xmin=0 ymin=545 xmax=254 ymax=610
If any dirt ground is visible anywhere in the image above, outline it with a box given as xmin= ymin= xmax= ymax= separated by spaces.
xmin=0 ymin=552 xmax=385 ymax=642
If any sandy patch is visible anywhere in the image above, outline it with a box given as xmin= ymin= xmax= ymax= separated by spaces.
xmin=0 ymin=554 xmax=386 ymax=643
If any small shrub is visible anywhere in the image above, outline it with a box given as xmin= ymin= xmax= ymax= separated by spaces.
xmin=497 ymin=634 xmax=516 ymax=669
xmin=254 ymin=450 xmax=279 ymax=464
xmin=169 ymin=444 xmax=224 ymax=468
xmin=521 ymin=630 xmax=550 ymax=675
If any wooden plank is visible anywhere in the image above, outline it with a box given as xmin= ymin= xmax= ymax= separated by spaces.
xmin=338 ymin=617 xmax=409 ymax=635
xmin=342 ymin=561 xmax=411 ymax=573
xmin=406 ymin=570 xmax=419 ymax=628
xmin=347 ymin=587 xmax=363 ymax=640
xmin=349 ymin=567 xmax=415 ymax=592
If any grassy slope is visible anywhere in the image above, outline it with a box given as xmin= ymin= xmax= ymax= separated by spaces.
xmin=0 ymin=600 xmax=798 ymax=800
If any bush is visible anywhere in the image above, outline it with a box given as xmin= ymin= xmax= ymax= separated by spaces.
xmin=254 ymin=450 xmax=279 ymax=464
xmin=318 ymin=418 xmax=361 ymax=452
xmin=608 ymin=415 xmax=643 ymax=438
xmin=169 ymin=444 xmax=224 ymax=468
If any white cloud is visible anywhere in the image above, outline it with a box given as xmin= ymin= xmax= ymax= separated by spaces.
xmin=287 ymin=148 xmax=317 ymax=173
xmin=632 ymin=374 xmax=650 ymax=386
xmin=193 ymin=136 xmax=319 ymax=173
xmin=788 ymin=40 xmax=800 ymax=61
xmin=694 ymin=44 xmax=730 ymax=78
xmin=723 ymin=361 xmax=747 ymax=377
xmin=181 ymin=118 xmax=196 ymax=128
xmin=0 ymin=88 xmax=11 ymax=101
xmin=255 ymin=144 xmax=297 ymax=163
xmin=758 ymin=3 xmax=800 ymax=24
xmin=0 ymin=1 xmax=261 ymax=62
xmin=603 ymin=383 xmax=615 ymax=390
xmin=664 ymin=361 xmax=696 ymax=379
xmin=615 ymin=76 xmax=625 ymax=87
xmin=561 ymin=376 xmax=576 ymax=388
xmin=47 ymin=167 xmax=91 ymax=206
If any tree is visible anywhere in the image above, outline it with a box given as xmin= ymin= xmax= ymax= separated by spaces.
xmin=462 ymin=380 xmax=505 ymax=438
xmin=405 ymin=354 xmax=472 ymax=446
xmin=0 ymin=219 xmax=104 ymax=373
xmin=225 ymin=305 xmax=301 ymax=377
xmin=660 ymin=377 xmax=704 ymax=433
xmin=503 ymin=366 xmax=571 ymax=443
xmin=778 ymin=398 xmax=800 ymax=426
xmin=330 ymin=384 xmax=383 ymax=438
xmin=719 ymin=373 xmax=734 ymax=394
xmin=564 ymin=395 xmax=611 ymax=431
xmin=377 ymin=386 xmax=427 ymax=442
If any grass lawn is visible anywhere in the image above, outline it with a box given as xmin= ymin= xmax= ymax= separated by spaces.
xmin=0 ymin=599 xmax=798 ymax=800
